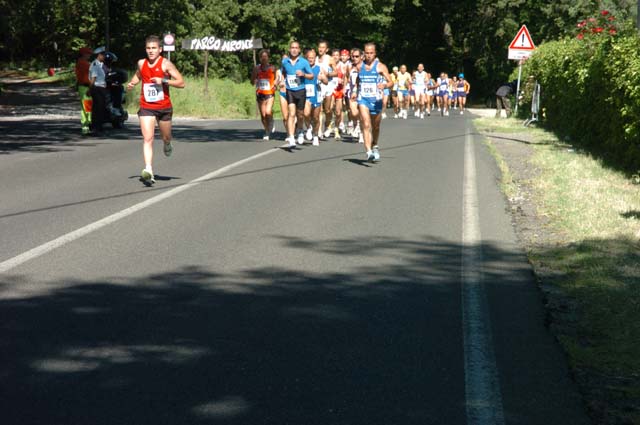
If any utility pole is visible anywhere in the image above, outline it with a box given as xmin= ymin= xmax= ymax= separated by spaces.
xmin=105 ymin=0 xmax=110 ymax=51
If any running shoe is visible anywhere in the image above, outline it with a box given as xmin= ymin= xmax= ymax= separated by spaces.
xmin=163 ymin=141 xmax=173 ymax=157
xmin=366 ymin=151 xmax=375 ymax=162
xmin=305 ymin=126 xmax=313 ymax=141
xmin=297 ymin=132 xmax=305 ymax=145
xmin=312 ymin=136 xmax=319 ymax=146
xmin=262 ymin=133 xmax=270 ymax=141
xmin=339 ymin=122 xmax=346 ymax=132
xmin=141 ymin=168 xmax=155 ymax=184
xmin=460 ymin=110 xmax=464 ymax=115
xmin=414 ymin=110 xmax=420 ymax=117
xmin=420 ymin=113 xmax=425 ymax=119
xmin=287 ymin=136 xmax=296 ymax=148
xmin=334 ymin=127 xmax=341 ymax=140
xmin=323 ymin=126 xmax=333 ymax=138
xmin=382 ymin=112 xmax=387 ymax=119
xmin=372 ymin=148 xmax=380 ymax=162
xmin=359 ymin=133 xmax=364 ymax=144
xmin=394 ymin=113 xmax=398 ymax=119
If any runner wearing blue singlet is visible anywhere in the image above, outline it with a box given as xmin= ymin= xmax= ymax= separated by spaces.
xmin=354 ymin=42 xmax=393 ymax=162
xmin=426 ymin=72 xmax=436 ymax=116
xmin=303 ymin=49 xmax=329 ymax=146
xmin=282 ymin=41 xmax=314 ymax=147
xmin=437 ymin=72 xmax=450 ymax=116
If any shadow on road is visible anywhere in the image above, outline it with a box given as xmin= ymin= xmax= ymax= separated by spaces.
xmin=0 ymin=235 xmax=587 ymax=425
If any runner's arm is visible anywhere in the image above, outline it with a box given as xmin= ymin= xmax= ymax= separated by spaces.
xmin=378 ymin=64 xmax=393 ymax=90
xmin=126 ymin=60 xmax=144 ymax=91
xmin=160 ymin=60 xmax=185 ymax=88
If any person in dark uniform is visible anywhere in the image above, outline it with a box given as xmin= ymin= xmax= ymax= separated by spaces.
xmin=496 ymin=80 xmax=518 ymax=118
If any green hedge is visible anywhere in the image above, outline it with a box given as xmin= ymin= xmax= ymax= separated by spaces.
xmin=519 ymin=34 xmax=640 ymax=171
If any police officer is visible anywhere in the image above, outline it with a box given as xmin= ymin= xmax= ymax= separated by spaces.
xmin=89 ymin=47 xmax=108 ymax=134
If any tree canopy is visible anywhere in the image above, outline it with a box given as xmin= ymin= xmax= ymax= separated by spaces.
xmin=1 ymin=0 xmax=636 ymax=97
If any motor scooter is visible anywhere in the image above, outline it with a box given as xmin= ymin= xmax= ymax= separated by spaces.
xmin=103 ymin=52 xmax=128 ymax=128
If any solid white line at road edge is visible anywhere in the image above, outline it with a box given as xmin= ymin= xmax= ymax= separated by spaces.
xmin=462 ymin=125 xmax=506 ymax=425
xmin=0 ymin=147 xmax=281 ymax=274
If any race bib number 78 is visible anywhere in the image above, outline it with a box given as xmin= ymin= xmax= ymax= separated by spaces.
xmin=143 ymin=83 xmax=165 ymax=103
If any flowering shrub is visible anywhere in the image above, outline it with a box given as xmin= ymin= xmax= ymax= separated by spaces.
xmin=576 ymin=10 xmax=617 ymax=40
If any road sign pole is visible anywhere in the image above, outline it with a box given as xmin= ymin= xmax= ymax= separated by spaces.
xmin=515 ymin=62 xmax=522 ymax=115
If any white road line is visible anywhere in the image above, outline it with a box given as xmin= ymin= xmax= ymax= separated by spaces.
xmin=462 ymin=125 xmax=506 ymax=424
xmin=0 ymin=147 xmax=281 ymax=274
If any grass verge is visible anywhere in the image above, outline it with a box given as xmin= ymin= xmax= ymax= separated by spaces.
xmin=125 ymin=76 xmax=284 ymax=120
xmin=475 ymin=116 xmax=640 ymax=424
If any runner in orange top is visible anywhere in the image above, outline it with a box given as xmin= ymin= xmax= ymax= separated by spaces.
xmin=126 ymin=35 xmax=185 ymax=185
xmin=251 ymin=49 xmax=276 ymax=141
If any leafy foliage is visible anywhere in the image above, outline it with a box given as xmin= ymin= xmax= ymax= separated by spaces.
xmin=2 ymin=0 xmax=638 ymax=98
xmin=519 ymin=11 xmax=640 ymax=171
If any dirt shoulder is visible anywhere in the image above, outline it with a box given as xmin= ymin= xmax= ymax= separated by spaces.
xmin=476 ymin=113 xmax=640 ymax=425
xmin=0 ymin=73 xmax=78 ymax=119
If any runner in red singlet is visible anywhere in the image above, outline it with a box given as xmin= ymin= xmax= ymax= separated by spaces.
xmin=251 ymin=49 xmax=276 ymax=141
xmin=126 ymin=35 xmax=185 ymax=185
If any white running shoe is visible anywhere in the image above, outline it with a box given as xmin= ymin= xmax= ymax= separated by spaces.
xmin=372 ymin=148 xmax=380 ymax=162
xmin=287 ymin=136 xmax=296 ymax=148
xmin=382 ymin=112 xmax=387 ymax=119
xmin=460 ymin=110 xmax=464 ymax=115
xmin=394 ymin=113 xmax=398 ymax=119
xmin=323 ymin=123 xmax=334 ymax=138
xmin=312 ymin=136 xmax=319 ymax=146
xmin=339 ymin=122 xmax=345 ymax=132
xmin=420 ymin=113 xmax=425 ymax=119
xmin=366 ymin=151 xmax=375 ymax=162
xmin=414 ymin=110 xmax=420 ymax=117
xmin=297 ymin=132 xmax=305 ymax=145
xmin=445 ymin=110 xmax=449 ymax=117
xmin=403 ymin=111 xmax=408 ymax=120
xmin=262 ymin=134 xmax=269 ymax=141
xmin=334 ymin=127 xmax=341 ymax=140
xmin=141 ymin=168 xmax=155 ymax=184
xmin=305 ymin=126 xmax=313 ymax=141
xmin=358 ymin=133 xmax=364 ymax=144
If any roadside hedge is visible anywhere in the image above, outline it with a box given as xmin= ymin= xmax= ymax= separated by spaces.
xmin=519 ymin=33 xmax=640 ymax=171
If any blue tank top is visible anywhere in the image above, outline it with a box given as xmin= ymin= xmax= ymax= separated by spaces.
xmin=358 ymin=59 xmax=381 ymax=101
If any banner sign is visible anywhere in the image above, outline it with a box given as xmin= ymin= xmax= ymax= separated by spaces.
xmin=182 ymin=37 xmax=263 ymax=51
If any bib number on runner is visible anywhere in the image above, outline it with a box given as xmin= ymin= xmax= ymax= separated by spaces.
xmin=361 ymin=82 xmax=377 ymax=97
xmin=305 ymin=84 xmax=316 ymax=98
xmin=258 ymin=79 xmax=271 ymax=91
xmin=143 ymin=83 xmax=164 ymax=103
xmin=287 ymin=74 xmax=300 ymax=88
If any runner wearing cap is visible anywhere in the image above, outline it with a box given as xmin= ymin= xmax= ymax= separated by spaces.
xmin=457 ymin=73 xmax=470 ymax=114
xmin=331 ymin=48 xmax=349 ymax=138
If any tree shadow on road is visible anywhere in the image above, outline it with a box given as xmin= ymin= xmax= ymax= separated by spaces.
xmin=0 ymin=236 xmax=587 ymax=425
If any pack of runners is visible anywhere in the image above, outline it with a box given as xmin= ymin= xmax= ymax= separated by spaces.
xmin=125 ymin=36 xmax=471 ymax=185
xmin=251 ymin=40 xmax=471 ymax=163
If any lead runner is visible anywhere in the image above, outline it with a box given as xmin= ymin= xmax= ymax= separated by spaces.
xmin=126 ymin=35 xmax=185 ymax=185
xmin=354 ymin=42 xmax=393 ymax=162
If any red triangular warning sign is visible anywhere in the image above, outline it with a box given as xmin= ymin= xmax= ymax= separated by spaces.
xmin=509 ymin=25 xmax=535 ymax=50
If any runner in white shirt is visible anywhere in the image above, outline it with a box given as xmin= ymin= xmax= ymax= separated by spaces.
xmin=413 ymin=63 xmax=428 ymax=119
xmin=317 ymin=40 xmax=338 ymax=138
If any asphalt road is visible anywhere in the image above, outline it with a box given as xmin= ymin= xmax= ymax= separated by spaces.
xmin=0 ymin=111 xmax=590 ymax=424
